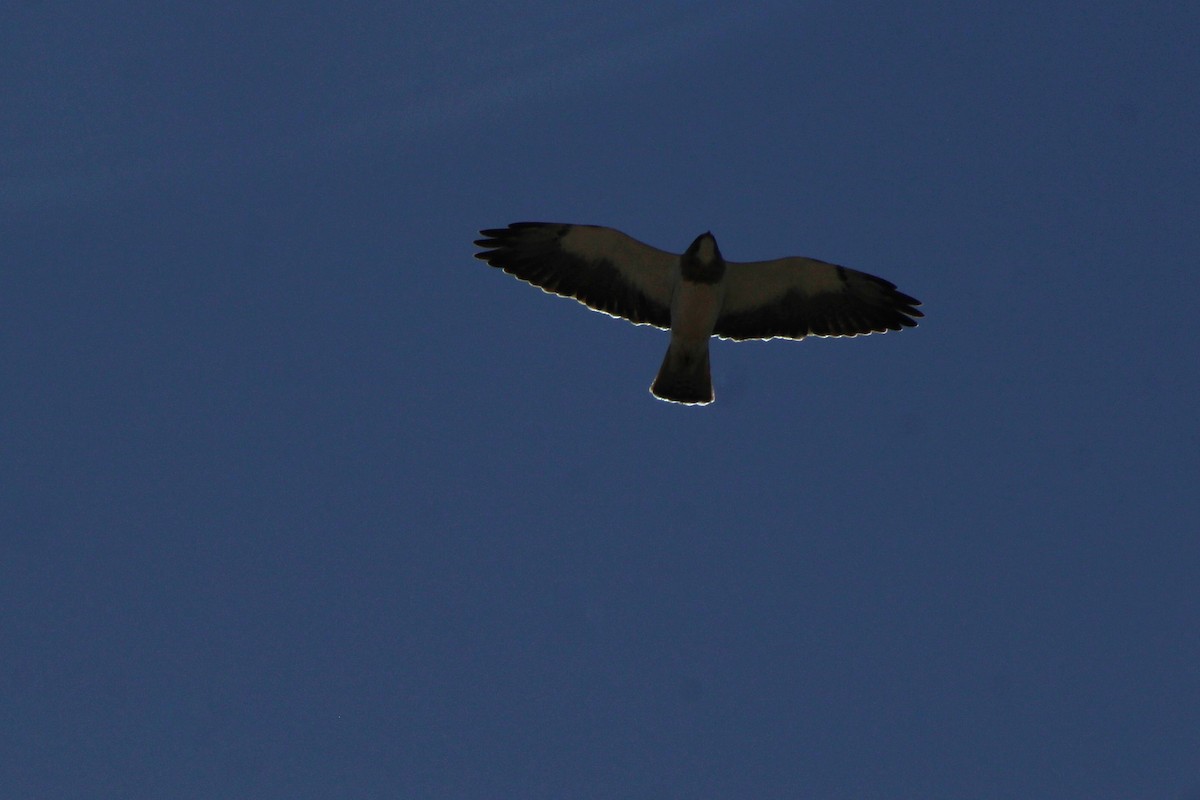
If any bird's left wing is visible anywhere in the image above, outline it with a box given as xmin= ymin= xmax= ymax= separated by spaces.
xmin=474 ymin=222 xmax=675 ymax=328
xmin=715 ymin=256 xmax=922 ymax=341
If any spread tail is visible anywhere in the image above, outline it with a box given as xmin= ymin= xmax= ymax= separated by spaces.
xmin=650 ymin=340 xmax=714 ymax=405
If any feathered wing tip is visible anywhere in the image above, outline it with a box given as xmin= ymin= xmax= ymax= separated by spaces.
xmin=650 ymin=341 xmax=714 ymax=406
xmin=473 ymin=222 xmax=674 ymax=329
xmin=864 ymin=275 xmax=923 ymax=328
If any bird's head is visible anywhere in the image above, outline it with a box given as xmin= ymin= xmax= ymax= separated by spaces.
xmin=686 ymin=232 xmax=721 ymax=265
xmin=682 ymin=232 xmax=725 ymax=283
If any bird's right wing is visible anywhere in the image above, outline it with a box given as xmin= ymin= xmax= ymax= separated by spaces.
xmin=715 ymin=256 xmax=922 ymax=341
xmin=474 ymin=223 xmax=676 ymax=328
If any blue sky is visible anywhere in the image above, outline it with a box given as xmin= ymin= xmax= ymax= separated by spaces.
xmin=4 ymin=2 xmax=1199 ymax=798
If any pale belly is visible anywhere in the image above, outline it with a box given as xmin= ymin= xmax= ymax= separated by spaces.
xmin=671 ymin=281 xmax=723 ymax=342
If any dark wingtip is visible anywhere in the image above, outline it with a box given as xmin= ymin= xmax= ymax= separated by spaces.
xmin=475 ymin=224 xmax=514 ymax=256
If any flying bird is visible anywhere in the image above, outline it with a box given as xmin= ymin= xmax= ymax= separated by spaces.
xmin=474 ymin=222 xmax=922 ymax=405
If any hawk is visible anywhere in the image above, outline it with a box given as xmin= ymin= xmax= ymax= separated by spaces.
xmin=474 ymin=223 xmax=922 ymax=405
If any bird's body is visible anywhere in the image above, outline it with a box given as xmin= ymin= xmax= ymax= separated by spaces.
xmin=651 ymin=234 xmax=725 ymax=403
xmin=474 ymin=222 xmax=922 ymax=405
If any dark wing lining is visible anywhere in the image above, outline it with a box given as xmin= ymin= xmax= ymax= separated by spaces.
xmin=715 ymin=257 xmax=922 ymax=341
xmin=474 ymin=222 xmax=674 ymax=329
